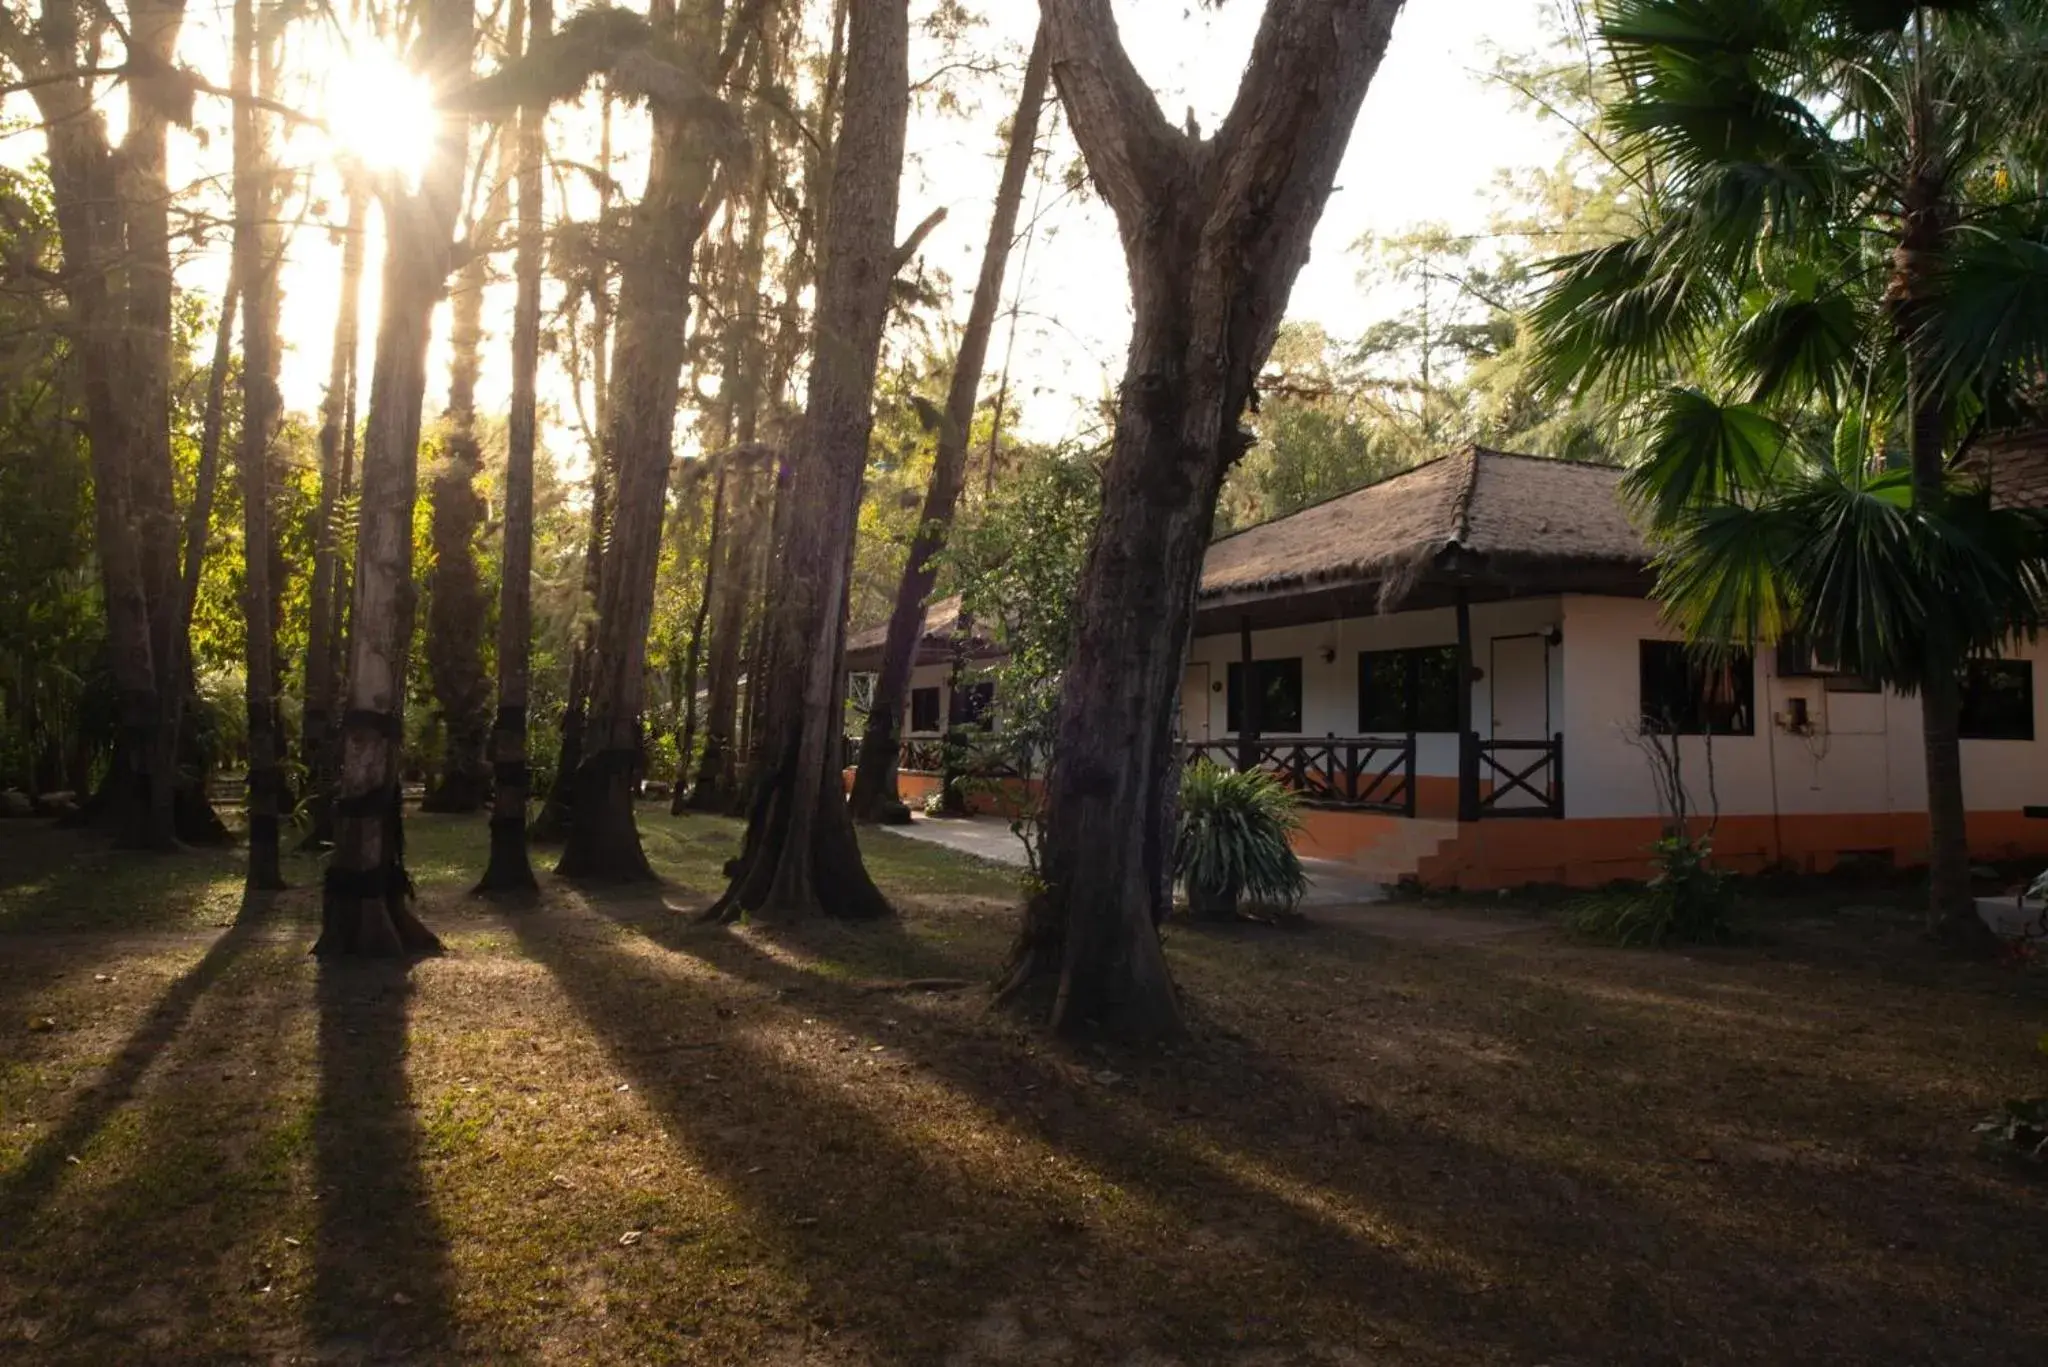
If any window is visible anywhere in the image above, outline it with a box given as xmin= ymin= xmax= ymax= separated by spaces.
xmin=1959 ymin=660 xmax=2034 ymax=740
xmin=847 ymin=672 xmax=877 ymax=717
xmin=949 ymin=681 xmax=996 ymax=729
xmin=909 ymin=686 xmax=942 ymax=734
xmin=1226 ymin=658 xmax=1303 ymax=733
xmin=1639 ymin=641 xmax=1754 ymax=735
xmin=1358 ymin=646 xmax=1461 ymax=733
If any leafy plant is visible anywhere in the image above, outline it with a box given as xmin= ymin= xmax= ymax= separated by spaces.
xmin=1569 ymin=833 xmax=1736 ymax=947
xmin=1975 ymin=1097 xmax=2048 ymax=1165
xmin=1173 ymin=760 xmax=1308 ymax=917
xmin=1569 ymin=723 xmax=1734 ymax=946
xmin=946 ymin=444 xmax=1102 ymax=877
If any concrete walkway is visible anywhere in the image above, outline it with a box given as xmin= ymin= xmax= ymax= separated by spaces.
xmin=878 ymin=813 xmax=1390 ymax=907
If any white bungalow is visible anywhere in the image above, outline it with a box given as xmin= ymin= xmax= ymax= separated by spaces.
xmin=846 ymin=445 xmax=2048 ymax=889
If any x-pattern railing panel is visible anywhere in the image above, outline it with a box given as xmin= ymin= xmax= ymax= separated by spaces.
xmin=1181 ymin=737 xmax=1417 ymax=816
xmin=1476 ymin=736 xmax=1563 ymax=819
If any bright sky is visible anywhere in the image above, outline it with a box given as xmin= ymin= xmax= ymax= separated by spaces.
xmin=895 ymin=0 xmax=1571 ymax=442
xmin=6 ymin=0 xmax=1573 ymax=460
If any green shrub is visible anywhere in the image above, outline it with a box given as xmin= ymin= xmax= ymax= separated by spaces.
xmin=1173 ymin=760 xmax=1307 ymax=916
xmin=1568 ymin=832 xmax=1734 ymax=947
xmin=1975 ymin=1097 xmax=2048 ymax=1165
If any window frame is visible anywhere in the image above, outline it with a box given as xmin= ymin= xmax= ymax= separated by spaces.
xmin=1225 ymin=658 xmax=1305 ymax=735
xmin=1357 ymin=645 xmax=1462 ymax=734
xmin=1958 ymin=658 xmax=2035 ymax=741
xmin=908 ymin=685 xmax=943 ymax=735
xmin=949 ymin=680 xmax=996 ymax=731
xmin=1638 ymin=640 xmax=1756 ymax=737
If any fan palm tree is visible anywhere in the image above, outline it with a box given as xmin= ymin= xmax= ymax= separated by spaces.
xmin=1530 ymin=0 xmax=2048 ymax=945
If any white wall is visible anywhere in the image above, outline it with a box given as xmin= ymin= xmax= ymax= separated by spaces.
xmin=1183 ymin=597 xmax=1565 ymax=778
xmin=1558 ymin=594 xmax=2048 ymax=820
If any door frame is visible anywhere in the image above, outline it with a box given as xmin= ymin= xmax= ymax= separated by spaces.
xmin=1487 ymin=632 xmax=1553 ymax=742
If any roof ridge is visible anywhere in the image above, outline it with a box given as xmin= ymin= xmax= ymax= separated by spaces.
xmin=1446 ymin=444 xmax=1482 ymax=548
xmin=1468 ymin=445 xmax=1621 ymax=472
xmin=1204 ymin=451 xmax=1459 ymax=549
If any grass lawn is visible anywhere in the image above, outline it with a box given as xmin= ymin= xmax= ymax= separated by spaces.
xmin=3 ymin=810 xmax=2047 ymax=1364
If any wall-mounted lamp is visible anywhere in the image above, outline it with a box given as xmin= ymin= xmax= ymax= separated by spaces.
xmin=1211 ymin=680 xmax=1224 ymax=694
xmin=1318 ymin=646 xmax=1337 ymax=664
xmin=1543 ymin=625 xmax=1564 ymax=647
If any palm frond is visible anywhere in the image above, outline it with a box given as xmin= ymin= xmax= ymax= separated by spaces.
xmin=1719 ymin=271 xmax=1871 ymax=406
xmin=1922 ymin=218 xmax=2048 ymax=401
xmin=1650 ymin=499 xmax=1804 ymax=652
xmin=1527 ymin=231 xmax=1727 ymax=397
xmin=1623 ymin=387 xmax=1793 ymax=523
xmin=1599 ymin=0 xmax=1849 ymax=263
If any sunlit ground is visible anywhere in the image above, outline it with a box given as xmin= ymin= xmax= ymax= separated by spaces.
xmin=3 ymin=812 xmax=2047 ymax=1363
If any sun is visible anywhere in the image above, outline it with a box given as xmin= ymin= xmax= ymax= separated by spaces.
xmin=321 ymin=44 xmax=438 ymax=186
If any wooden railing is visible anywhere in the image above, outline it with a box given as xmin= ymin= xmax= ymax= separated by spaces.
xmin=1474 ymin=734 xmax=1564 ymax=819
xmin=1182 ymin=736 xmax=1417 ymax=817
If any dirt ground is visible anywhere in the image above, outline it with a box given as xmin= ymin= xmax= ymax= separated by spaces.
xmin=3 ymin=811 xmax=2046 ymax=1365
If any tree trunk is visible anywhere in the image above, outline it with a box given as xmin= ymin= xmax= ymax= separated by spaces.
xmin=680 ymin=107 xmax=774 ymax=814
xmin=850 ymin=24 xmax=1050 ymax=822
xmin=123 ymin=0 xmax=197 ymax=853
xmin=1908 ymin=378 xmax=1994 ymax=949
xmin=316 ymin=0 xmax=474 ymax=956
xmin=706 ymin=0 xmax=909 ymax=924
xmin=1891 ymin=80 xmax=1997 ymax=953
xmin=556 ymin=0 xmax=732 ymax=881
xmin=999 ymin=0 xmax=1404 ymax=1039
xmin=478 ymin=0 xmax=546 ymax=895
xmin=528 ymin=87 xmax=619 ymax=846
xmin=19 ymin=0 xmax=200 ymax=850
xmin=301 ymin=181 xmax=370 ymax=850
xmin=178 ymin=283 xmax=238 ymax=650
xmin=234 ymin=0 xmax=287 ymax=890
xmin=421 ymin=133 xmax=515 ymax=815
xmin=528 ymin=494 xmax=604 ymax=843
xmin=672 ymin=452 xmax=728 ymax=813
xmin=689 ymin=453 xmax=766 ymax=810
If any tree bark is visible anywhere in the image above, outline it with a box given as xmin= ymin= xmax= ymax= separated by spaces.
xmin=689 ymin=451 xmax=768 ymax=809
xmin=850 ymin=24 xmax=1050 ymax=822
xmin=528 ymin=87 xmax=619 ymax=846
xmin=692 ymin=74 xmax=778 ymax=819
xmin=556 ymin=0 xmax=735 ymax=881
xmin=706 ymin=0 xmax=910 ymax=924
xmin=234 ymin=0 xmax=287 ymax=889
xmin=14 ymin=0 xmax=201 ymax=849
xmin=1908 ymin=374 xmax=1992 ymax=949
xmin=672 ymin=451 xmax=728 ymax=813
xmin=422 ymin=130 xmax=517 ymax=815
xmin=478 ymin=0 xmax=547 ymax=895
xmin=316 ymin=0 xmax=474 ymax=956
xmin=998 ymin=0 xmax=1404 ymax=1039
xmin=301 ymin=180 xmax=370 ymax=850
xmin=179 ymin=283 xmax=239 ymax=651
xmin=1891 ymin=76 xmax=1998 ymax=953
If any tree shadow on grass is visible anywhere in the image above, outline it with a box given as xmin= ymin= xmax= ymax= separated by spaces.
xmin=661 ymin=913 xmax=2048 ymax=1365
xmin=509 ymin=900 xmax=1657 ymax=1365
xmin=0 ymin=911 xmax=265 ymax=1225
xmin=0 ymin=896 xmax=325 ymax=1358
xmin=308 ymin=957 xmax=458 ymax=1363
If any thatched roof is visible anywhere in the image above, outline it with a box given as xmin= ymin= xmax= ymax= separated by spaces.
xmin=1961 ymin=427 xmax=2048 ymax=511
xmin=844 ymin=596 xmax=1001 ymax=671
xmin=847 ymin=449 xmax=1651 ymax=663
xmin=1198 ymin=447 xmax=1647 ymax=609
